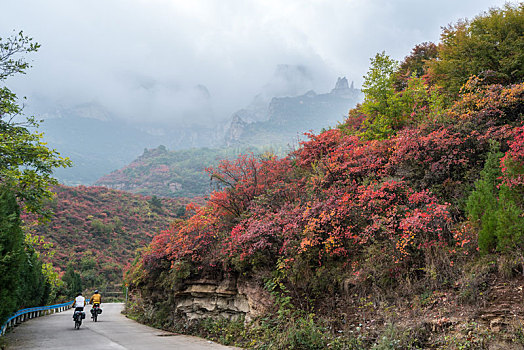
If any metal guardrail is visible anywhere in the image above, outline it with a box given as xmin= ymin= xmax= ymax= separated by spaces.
xmin=0 ymin=300 xmax=75 ymax=336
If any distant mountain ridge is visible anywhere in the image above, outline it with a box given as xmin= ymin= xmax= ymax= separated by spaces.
xmin=40 ymin=104 xmax=224 ymax=186
xmin=36 ymin=69 xmax=362 ymax=190
xmin=96 ymin=77 xmax=361 ymax=198
xmin=224 ymin=77 xmax=361 ymax=147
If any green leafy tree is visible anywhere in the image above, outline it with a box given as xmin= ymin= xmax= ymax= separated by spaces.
xmin=17 ymin=243 xmax=49 ymax=308
xmin=0 ymin=187 xmax=50 ymax=324
xmin=0 ymin=32 xmax=72 ymax=321
xmin=0 ymin=31 xmax=71 ymax=217
xmin=361 ymin=52 xmax=398 ymax=117
xmin=0 ymin=187 xmax=25 ymax=323
xmin=388 ymin=75 xmax=429 ymax=124
xmin=360 ymin=52 xmax=434 ymax=139
xmin=428 ymin=4 xmax=524 ymax=96
xmin=360 ymin=52 xmax=398 ymax=140
xmin=24 ymin=233 xmax=63 ymax=300
xmin=63 ymin=263 xmax=83 ymax=298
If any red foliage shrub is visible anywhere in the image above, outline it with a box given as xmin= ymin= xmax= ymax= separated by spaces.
xmin=131 ymin=82 xmax=522 ymax=294
xmin=501 ymin=126 xmax=524 ymax=188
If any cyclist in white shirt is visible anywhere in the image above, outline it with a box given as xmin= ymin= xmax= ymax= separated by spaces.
xmin=74 ymin=292 xmax=85 ymax=312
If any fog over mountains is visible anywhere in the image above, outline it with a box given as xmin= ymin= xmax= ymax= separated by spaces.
xmin=3 ymin=0 xmax=509 ymax=188
xmin=36 ymin=65 xmax=361 ymax=186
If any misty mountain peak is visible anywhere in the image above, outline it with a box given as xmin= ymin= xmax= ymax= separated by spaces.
xmin=332 ymin=77 xmax=349 ymax=91
xmin=331 ymin=77 xmax=357 ymax=97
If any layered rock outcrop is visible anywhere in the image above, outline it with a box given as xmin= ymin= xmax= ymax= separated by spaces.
xmin=174 ymin=278 xmax=272 ymax=322
xmin=132 ymin=276 xmax=272 ymax=324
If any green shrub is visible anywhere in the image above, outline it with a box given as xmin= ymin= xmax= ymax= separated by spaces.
xmin=466 ymin=143 xmax=523 ymax=254
xmin=466 ymin=144 xmax=503 ymax=253
xmin=0 ymin=188 xmax=50 ymax=323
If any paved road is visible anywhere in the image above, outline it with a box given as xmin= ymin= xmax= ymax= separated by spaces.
xmin=5 ymin=303 xmax=239 ymax=349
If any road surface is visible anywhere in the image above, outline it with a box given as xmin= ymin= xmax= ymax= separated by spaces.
xmin=5 ymin=303 xmax=239 ymax=349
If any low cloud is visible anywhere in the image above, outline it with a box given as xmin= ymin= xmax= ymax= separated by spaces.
xmin=1 ymin=0 xmax=513 ymax=125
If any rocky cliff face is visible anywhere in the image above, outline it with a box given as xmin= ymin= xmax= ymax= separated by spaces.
xmin=173 ymin=278 xmax=272 ymax=322
xmin=224 ymin=114 xmax=248 ymax=147
xmin=131 ymin=276 xmax=272 ymax=325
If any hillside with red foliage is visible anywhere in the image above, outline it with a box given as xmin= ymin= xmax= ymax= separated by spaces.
xmin=23 ymin=185 xmax=192 ymax=288
xmin=131 ymin=80 xmax=522 ymax=282
xmin=125 ymin=5 xmax=524 ymax=348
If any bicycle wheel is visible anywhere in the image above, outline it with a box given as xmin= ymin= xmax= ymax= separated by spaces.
xmin=93 ymin=312 xmax=97 ymax=322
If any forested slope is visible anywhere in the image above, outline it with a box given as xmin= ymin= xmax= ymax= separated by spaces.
xmin=95 ymin=145 xmax=276 ymax=198
xmin=24 ymin=185 xmax=191 ymax=290
xmin=125 ymin=5 xmax=523 ymax=349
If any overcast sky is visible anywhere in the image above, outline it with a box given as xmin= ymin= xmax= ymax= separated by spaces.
xmin=0 ymin=0 xmax=514 ymax=125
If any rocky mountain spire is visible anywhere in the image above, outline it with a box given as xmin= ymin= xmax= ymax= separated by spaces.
xmin=331 ymin=77 xmax=356 ymax=96
xmin=333 ymin=77 xmax=349 ymax=91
